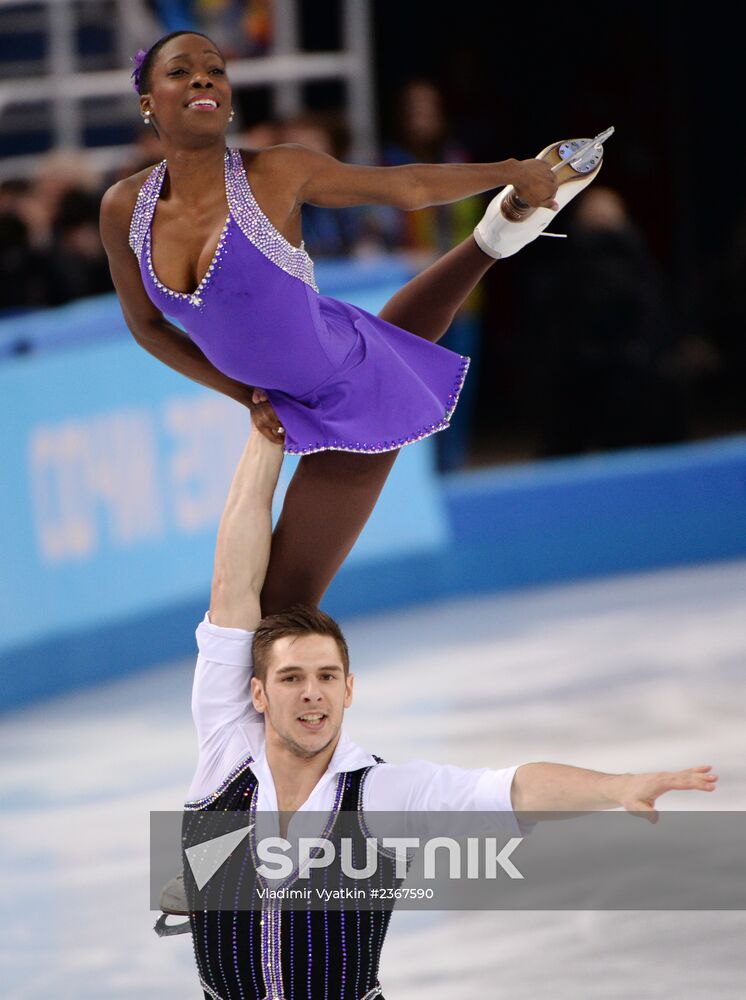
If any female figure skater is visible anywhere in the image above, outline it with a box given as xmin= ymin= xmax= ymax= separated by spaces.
xmin=100 ymin=31 xmax=592 ymax=615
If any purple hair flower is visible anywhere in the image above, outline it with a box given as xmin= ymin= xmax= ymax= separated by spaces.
xmin=130 ymin=47 xmax=149 ymax=94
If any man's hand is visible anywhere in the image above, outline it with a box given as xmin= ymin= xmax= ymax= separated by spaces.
xmin=511 ymin=158 xmax=559 ymax=210
xmin=614 ymin=766 xmax=719 ymax=824
xmin=250 ymin=388 xmax=285 ymax=445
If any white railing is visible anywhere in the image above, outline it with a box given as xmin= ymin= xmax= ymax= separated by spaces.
xmin=0 ymin=0 xmax=376 ymax=171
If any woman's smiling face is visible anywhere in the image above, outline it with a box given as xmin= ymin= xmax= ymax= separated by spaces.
xmin=140 ymin=33 xmax=232 ymax=141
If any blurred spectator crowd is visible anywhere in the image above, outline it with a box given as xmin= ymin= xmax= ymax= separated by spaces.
xmin=1 ymin=156 xmax=114 ymax=311
xmin=144 ymin=0 xmax=272 ymax=58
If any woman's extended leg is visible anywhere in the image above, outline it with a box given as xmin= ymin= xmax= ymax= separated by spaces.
xmin=261 ymin=448 xmax=397 ymax=615
xmin=377 ymin=235 xmax=494 ymax=343
xmin=260 ymin=236 xmax=495 ymax=614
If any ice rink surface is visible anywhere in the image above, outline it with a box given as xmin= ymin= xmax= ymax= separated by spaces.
xmin=1 ymin=559 xmax=745 ymax=999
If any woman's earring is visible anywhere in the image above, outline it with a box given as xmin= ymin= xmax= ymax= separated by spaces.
xmin=142 ymin=112 xmax=151 ymax=125
xmin=228 ymin=109 xmax=235 ymax=123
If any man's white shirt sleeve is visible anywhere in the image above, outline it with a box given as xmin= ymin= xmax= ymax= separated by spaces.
xmin=187 ymin=613 xmax=264 ymax=802
xmin=363 ymin=759 xmax=526 ymax=838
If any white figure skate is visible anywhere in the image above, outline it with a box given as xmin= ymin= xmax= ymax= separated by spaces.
xmin=473 ymin=126 xmax=615 ymax=259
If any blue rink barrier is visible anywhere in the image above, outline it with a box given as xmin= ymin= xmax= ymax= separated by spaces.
xmin=324 ymin=435 xmax=746 ymax=614
xmin=2 ymin=272 xmax=746 ymax=710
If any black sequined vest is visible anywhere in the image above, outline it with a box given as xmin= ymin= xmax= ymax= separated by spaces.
xmin=184 ymin=754 xmax=397 ymax=1000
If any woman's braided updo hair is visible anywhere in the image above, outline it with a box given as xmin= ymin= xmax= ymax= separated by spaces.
xmin=130 ymin=31 xmax=216 ymax=95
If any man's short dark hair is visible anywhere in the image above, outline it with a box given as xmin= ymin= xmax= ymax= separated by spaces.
xmin=252 ymin=605 xmax=349 ymax=683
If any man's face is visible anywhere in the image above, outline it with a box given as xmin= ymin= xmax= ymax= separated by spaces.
xmin=251 ymin=634 xmax=353 ymax=758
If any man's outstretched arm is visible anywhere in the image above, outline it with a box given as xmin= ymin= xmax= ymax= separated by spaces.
xmin=209 ymin=426 xmax=284 ymax=630
xmin=364 ymin=760 xmax=718 ymax=839
xmin=511 ymin=763 xmax=718 ymax=824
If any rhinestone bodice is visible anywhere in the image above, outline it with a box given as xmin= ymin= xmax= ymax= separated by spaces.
xmin=130 ymin=147 xmax=333 ymax=403
xmin=129 ymin=147 xmax=318 ymax=298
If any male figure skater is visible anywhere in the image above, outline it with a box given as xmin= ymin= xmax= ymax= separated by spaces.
xmin=168 ymin=426 xmax=717 ymax=1000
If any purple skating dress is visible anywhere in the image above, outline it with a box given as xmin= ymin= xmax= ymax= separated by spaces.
xmin=129 ymin=146 xmax=469 ymax=456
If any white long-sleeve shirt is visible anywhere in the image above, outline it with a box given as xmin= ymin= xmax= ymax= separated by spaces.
xmin=187 ymin=614 xmax=524 ymax=837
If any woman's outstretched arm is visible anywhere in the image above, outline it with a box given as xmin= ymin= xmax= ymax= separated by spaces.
xmin=268 ymin=144 xmax=559 ymax=212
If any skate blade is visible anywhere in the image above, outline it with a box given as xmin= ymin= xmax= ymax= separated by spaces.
xmin=154 ymin=913 xmax=192 ymax=938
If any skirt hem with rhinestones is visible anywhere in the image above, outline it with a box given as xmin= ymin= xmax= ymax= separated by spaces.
xmin=280 ymin=354 xmax=470 ymax=457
